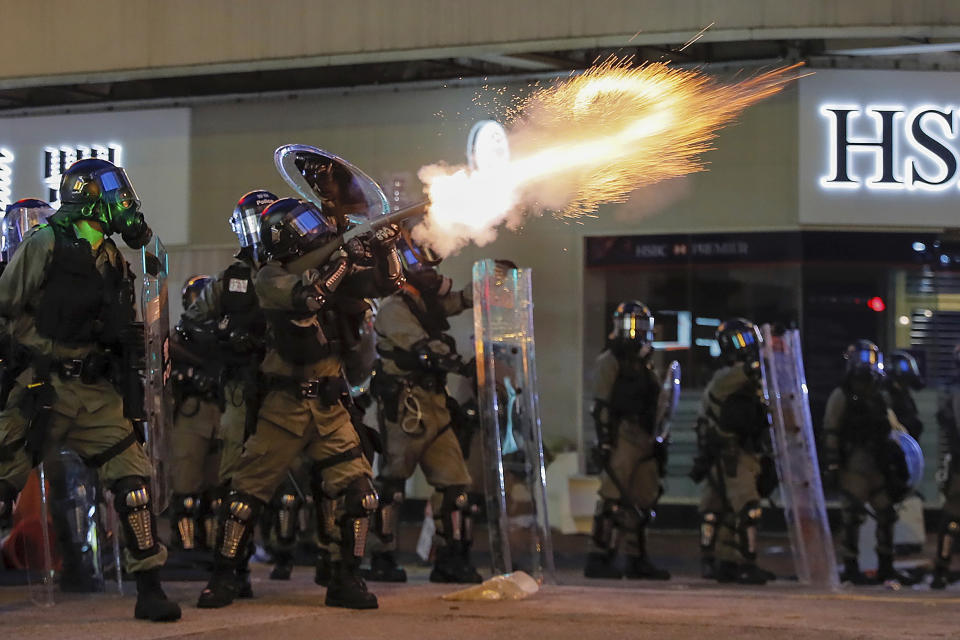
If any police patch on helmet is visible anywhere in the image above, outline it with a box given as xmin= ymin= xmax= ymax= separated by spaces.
xmin=271 ymin=225 xmax=282 ymax=244
xmin=72 ymin=177 xmax=87 ymax=193
xmin=228 ymin=278 xmax=248 ymax=293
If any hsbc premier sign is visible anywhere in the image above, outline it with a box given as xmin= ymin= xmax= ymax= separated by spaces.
xmin=799 ymin=69 xmax=960 ymax=227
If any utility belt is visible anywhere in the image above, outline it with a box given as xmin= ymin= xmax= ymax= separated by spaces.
xmin=264 ymin=374 xmax=346 ymax=405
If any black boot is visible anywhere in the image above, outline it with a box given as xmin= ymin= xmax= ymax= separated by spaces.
xmin=198 ymin=568 xmax=241 ymax=609
xmin=315 ymin=548 xmax=333 ymax=587
xmin=270 ymin=550 xmax=294 ymax=580
xmin=839 ymin=557 xmax=878 ymax=585
xmin=326 ymin=560 xmax=378 ymax=609
xmin=700 ymin=556 xmax=716 ymax=580
xmin=735 ymin=563 xmax=769 ymax=585
xmin=364 ymin=551 xmax=407 ymax=582
xmin=134 ymin=568 xmax=181 ymax=622
xmin=237 ymin=565 xmax=254 ymax=599
xmin=931 ymin=565 xmax=951 ymax=590
xmin=584 ymin=551 xmax=622 ymax=579
xmin=624 ymin=554 xmax=670 ymax=580
xmin=877 ymin=554 xmax=917 ymax=585
xmin=430 ymin=544 xmax=483 ymax=583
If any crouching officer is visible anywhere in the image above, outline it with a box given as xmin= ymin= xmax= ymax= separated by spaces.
xmin=692 ymin=319 xmax=772 ymax=585
xmin=585 ymin=301 xmax=670 ymax=580
xmin=197 ymin=197 xmax=403 ymax=610
xmin=168 ymin=275 xmax=224 ymax=552
xmin=369 ymin=231 xmax=481 ymax=584
xmin=823 ymin=340 xmax=912 ymax=585
xmin=0 ymin=158 xmax=180 ymax=621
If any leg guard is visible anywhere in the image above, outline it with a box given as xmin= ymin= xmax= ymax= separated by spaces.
xmin=203 ymin=488 xmax=225 ymax=551
xmin=874 ymin=505 xmax=897 ymax=559
xmin=373 ymin=477 xmax=405 ymax=550
xmin=590 ymin=498 xmax=621 ymax=554
xmin=216 ymin=491 xmax=264 ymax=567
xmin=700 ymin=511 xmax=719 ymax=556
xmin=0 ymin=478 xmax=18 ymax=529
xmin=113 ymin=476 xmax=160 ymax=560
xmin=840 ymin=505 xmax=867 ymax=562
xmin=932 ymin=518 xmax=959 ymax=589
xmin=273 ymin=489 xmax=303 ymax=547
xmin=170 ymin=493 xmax=201 ymax=551
xmin=326 ymin=476 xmax=378 ymax=610
xmin=435 ymin=485 xmax=469 ymax=548
xmin=737 ymin=501 xmax=763 ymax=563
xmin=339 ymin=476 xmax=378 ymax=565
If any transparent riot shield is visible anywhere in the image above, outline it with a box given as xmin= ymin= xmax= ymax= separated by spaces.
xmin=16 ymin=464 xmax=56 ymax=606
xmin=654 ymin=360 xmax=681 ymax=443
xmin=141 ymin=237 xmax=172 ymax=513
xmin=472 ymin=259 xmax=555 ymax=582
xmin=759 ymin=325 xmax=839 ymax=590
xmin=41 ymin=450 xmax=120 ymax=594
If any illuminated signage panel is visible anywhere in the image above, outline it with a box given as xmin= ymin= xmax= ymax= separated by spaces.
xmin=0 ymin=108 xmax=189 ymax=244
xmin=799 ymin=70 xmax=960 ymax=228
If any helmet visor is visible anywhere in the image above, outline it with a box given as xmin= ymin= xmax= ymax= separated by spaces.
xmin=613 ymin=311 xmax=655 ymax=342
xmin=2 ymin=201 xmax=54 ymax=259
xmin=285 ymin=201 xmax=339 ymax=252
xmin=231 ymin=207 xmax=262 ymax=248
xmin=91 ymin=166 xmax=141 ymax=213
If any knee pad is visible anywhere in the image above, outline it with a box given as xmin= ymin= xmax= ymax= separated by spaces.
xmin=343 ymin=476 xmax=379 ymax=517
xmin=700 ymin=512 xmax=719 ymax=550
xmin=739 ymin=501 xmax=762 ymax=527
xmin=275 ymin=491 xmax=302 ymax=542
xmin=440 ymin=485 xmax=469 ymax=515
xmin=113 ymin=476 xmax=158 ymax=558
xmin=220 ymin=491 xmax=263 ymax=560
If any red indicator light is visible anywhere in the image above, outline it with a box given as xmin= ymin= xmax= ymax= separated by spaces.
xmin=867 ymin=297 xmax=886 ymax=312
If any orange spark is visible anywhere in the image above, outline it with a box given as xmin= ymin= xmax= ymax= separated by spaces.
xmin=415 ymin=57 xmax=806 ymax=256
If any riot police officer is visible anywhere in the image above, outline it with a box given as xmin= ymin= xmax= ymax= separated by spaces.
xmin=197 ymin=197 xmax=403 ymax=610
xmin=0 ymin=159 xmax=180 ymax=621
xmin=692 ymin=319 xmax=772 ymax=585
xmin=1 ymin=199 xmax=55 ymax=270
xmin=168 ymin=275 xmax=224 ymax=552
xmin=584 ymin=301 xmax=670 ymax=580
xmin=369 ymin=230 xmax=480 ymax=584
xmin=932 ymin=345 xmax=960 ymax=589
xmin=883 ymin=350 xmax=925 ymax=441
xmin=823 ymin=340 xmax=912 ymax=585
xmin=179 ymin=189 xmax=274 ymax=592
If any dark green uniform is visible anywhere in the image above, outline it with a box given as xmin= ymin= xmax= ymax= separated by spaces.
xmin=932 ymin=376 xmax=960 ymax=588
xmin=585 ymin=347 xmax=669 ymax=579
xmin=0 ymin=221 xmax=163 ymax=574
xmin=371 ymin=282 xmax=480 ymax=583
xmin=823 ymin=383 xmax=905 ymax=580
xmin=695 ymin=364 xmax=768 ymax=577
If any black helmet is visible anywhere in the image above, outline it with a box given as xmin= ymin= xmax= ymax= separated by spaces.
xmin=843 ymin=339 xmax=883 ymax=378
xmin=230 ymin=189 xmax=277 ymax=258
xmin=182 ymin=275 xmax=212 ymax=309
xmin=887 ymin=350 xmax=924 ymax=390
xmin=717 ymin=318 xmax=762 ymax=364
xmin=2 ymin=198 xmax=54 ymax=261
xmin=259 ymin=198 xmax=339 ymax=263
xmin=609 ymin=301 xmax=654 ymax=345
xmin=57 ymin=158 xmax=152 ymax=248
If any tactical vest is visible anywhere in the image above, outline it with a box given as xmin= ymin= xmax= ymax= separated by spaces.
xmin=35 ymin=222 xmax=127 ymax=346
xmin=267 ymin=308 xmax=343 ymax=366
xmin=839 ymin=386 xmax=890 ymax=447
xmin=218 ymin=261 xmax=266 ymax=360
xmin=608 ymin=354 xmax=658 ymax=431
xmin=400 ymin=290 xmax=449 ymax=338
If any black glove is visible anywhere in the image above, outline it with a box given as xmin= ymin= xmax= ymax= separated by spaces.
xmin=117 ymin=211 xmax=153 ymax=249
xmin=459 ymin=357 xmax=477 ymax=378
xmin=370 ymin=224 xmax=400 ymax=250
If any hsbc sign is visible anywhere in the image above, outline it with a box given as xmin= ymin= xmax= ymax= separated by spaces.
xmin=821 ymin=105 xmax=959 ymax=191
xmin=799 ymin=70 xmax=960 ymax=228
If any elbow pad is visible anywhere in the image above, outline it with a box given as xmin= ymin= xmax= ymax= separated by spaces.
xmin=294 ymin=257 xmax=350 ymax=311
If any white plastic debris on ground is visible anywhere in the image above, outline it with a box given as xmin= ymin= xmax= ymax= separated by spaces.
xmin=441 ymin=571 xmax=540 ymax=602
